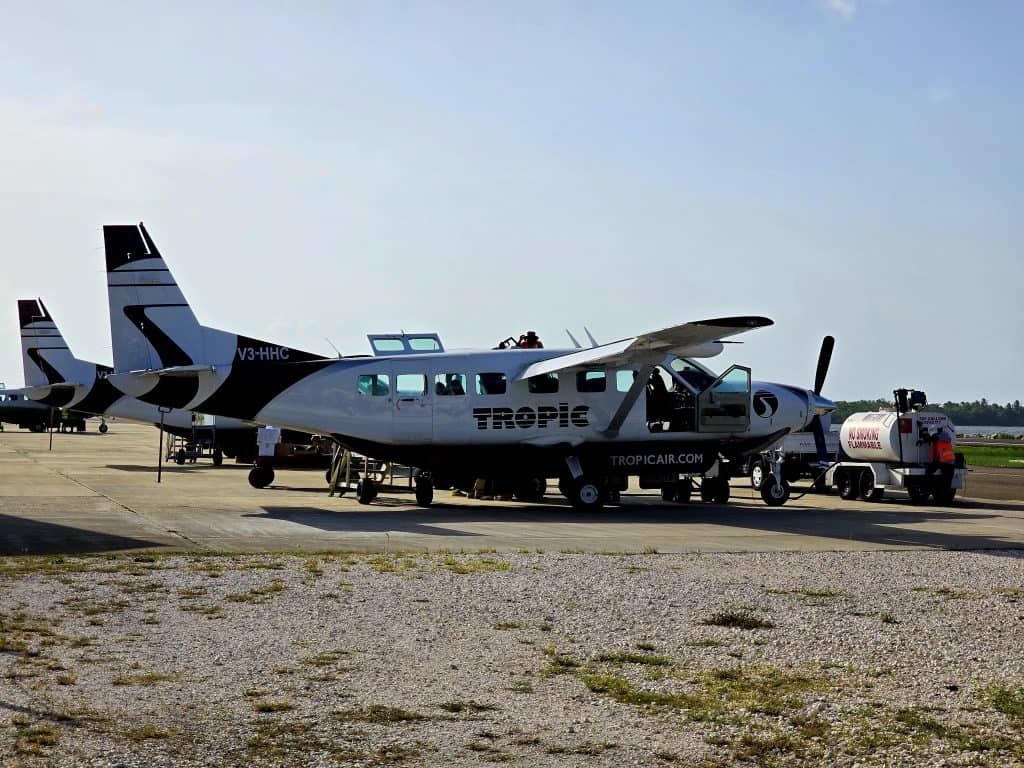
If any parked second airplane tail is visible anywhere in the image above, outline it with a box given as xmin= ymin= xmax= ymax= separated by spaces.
xmin=18 ymin=298 xmax=122 ymax=413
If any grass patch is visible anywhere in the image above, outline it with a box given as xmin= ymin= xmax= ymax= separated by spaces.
xmin=879 ymin=612 xmax=898 ymax=624
xmin=440 ymin=700 xmax=498 ymax=713
xmin=955 ymin=444 xmax=1024 ymax=468
xmin=300 ymin=649 xmax=352 ymax=667
xmin=702 ymin=611 xmax=774 ymax=630
xmin=125 ymin=724 xmax=172 ymax=740
xmin=227 ymin=579 xmax=286 ymax=603
xmin=334 ymin=705 xmax=427 ymax=724
xmin=984 ymin=684 xmax=1024 ymax=722
xmin=112 ymin=671 xmax=179 ymax=686
xmin=595 ymin=650 xmax=673 ymax=666
xmin=546 ymin=741 xmax=618 ymax=755
xmin=441 ymin=556 xmax=510 ymax=574
xmin=509 ymin=679 xmax=534 ymax=694
xmin=252 ymin=700 xmax=296 ymax=713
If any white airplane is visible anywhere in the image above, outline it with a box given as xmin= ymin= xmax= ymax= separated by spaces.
xmin=16 ymin=297 xmax=277 ymax=462
xmin=102 ymin=222 xmax=836 ymax=509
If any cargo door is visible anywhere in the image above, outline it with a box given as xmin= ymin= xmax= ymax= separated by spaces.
xmin=698 ymin=365 xmax=751 ymax=432
xmin=391 ymin=364 xmax=433 ymax=444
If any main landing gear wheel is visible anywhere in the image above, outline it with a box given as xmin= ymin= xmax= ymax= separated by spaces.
xmin=248 ymin=466 xmax=274 ymax=488
xmin=700 ymin=478 xmax=730 ymax=504
xmin=415 ymin=477 xmax=434 ymax=507
xmin=357 ymin=478 xmax=377 ymax=505
xmin=760 ymin=475 xmax=790 ymax=506
xmin=569 ymin=478 xmax=606 ymax=511
xmin=837 ymin=471 xmax=857 ymax=501
xmin=750 ymin=460 xmax=766 ymax=491
xmin=98 ymin=422 xmax=109 ymax=434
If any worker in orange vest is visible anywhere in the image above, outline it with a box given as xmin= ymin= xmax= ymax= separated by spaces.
xmin=927 ymin=425 xmax=956 ymax=485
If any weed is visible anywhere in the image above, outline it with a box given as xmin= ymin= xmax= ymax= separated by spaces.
xmin=55 ymin=672 xmax=76 ymax=685
xmin=636 ymin=641 xmax=658 ymax=651
xmin=300 ymin=649 xmax=352 ymax=667
xmin=984 ymin=684 xmax=1024 ymax=722
xmin=440 ymin=700 xmax=498 ymax=713
xmin=125 ymin=725 xmax=172 ymax=740
xmin=112 ymin=671 xmax=179 ymax=686
xmin=252 ymin=700 xmax=296 ymax=713
xmin=879 ymin=612 xmax=898 ymax=624
xmin=509 ymin=680 xmax=534 ymax=694
xmin=493 ymin=621 xmax=524 ymax=630
xmin=702 ymin=611 xmax=774 ymax=630
xmin=227 ymin=580 xmax=286 ymax=603
xmin=594 ymin=650 xmax=672 ymax=666
xmin=334 ymin=705 xmax=427 ymax=724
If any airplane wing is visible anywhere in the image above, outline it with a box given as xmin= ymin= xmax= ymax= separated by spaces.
xmin=515 ymin=316 xmax=772 ymax=380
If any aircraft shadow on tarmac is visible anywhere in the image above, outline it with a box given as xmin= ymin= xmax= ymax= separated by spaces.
xmin=250 ymin=502 xmax=1024 ymax=555
xmin=0 ymin=514 xmax=163 ymax=556
xmin=105 ymin=463 xmax=248 ymax=473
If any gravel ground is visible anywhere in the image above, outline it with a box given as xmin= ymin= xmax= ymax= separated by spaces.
xmin=1 ymin=550 xmax=1022 ymax=767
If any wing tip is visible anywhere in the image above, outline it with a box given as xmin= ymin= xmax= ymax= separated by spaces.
xmin=693 ymin=316 xmax=773 ymax=329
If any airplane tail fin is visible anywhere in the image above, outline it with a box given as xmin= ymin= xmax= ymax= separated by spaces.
xmin=104 ymin=222 xmax=212 ymax=373
xmin=19 ymin=298 xmax=73 ymax=387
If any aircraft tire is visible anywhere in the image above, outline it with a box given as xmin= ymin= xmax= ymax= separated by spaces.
xmin=569 ymin=478 xmax=605 ymax=511
xmin=750 ymin=460 xmax=766 ymax=491
xmin=248 ymin=466 xmax=274 ymax=489
xmin=357 ymin=479 xmax=375 ymax=505
xmin=837 ymin=471 xmax=857 ymax=500
xmin=212 ymin=449 xmax=223 ymax=467
xmin=760 ymin=476 xmax=790 ymax=506
xmin=99 ymin=423 xmax=109 ymax=434
xmin=415 ymin=479 xmax=434 ymax=507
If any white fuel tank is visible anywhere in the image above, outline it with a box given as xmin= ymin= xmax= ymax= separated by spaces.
xmin=840 ymin=411 xmax=955 ymax=464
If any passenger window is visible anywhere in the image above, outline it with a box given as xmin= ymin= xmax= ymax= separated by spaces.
xmin=616 ymin=370 xmax=638 ymax=392
xmin=576 ymin=370 xmax=606 ymax=393
xmin=357 ymin=374 xmax=390 ymax=396
xmin=435 ymin=373 xmax=467 ymax=396
xmin=372 ymin=339 xmax=405 ymax=353
xmin=527 ymin=373 xmax=559 ymax=394
xmin=396 ymin=374 xmax=426 ymax=396
xmin=476 ymin=372 xmax=507 ymax=395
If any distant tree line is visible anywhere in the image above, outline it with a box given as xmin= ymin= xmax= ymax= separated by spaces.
xmin=833 ymin=398 xmax=1024 ymax=425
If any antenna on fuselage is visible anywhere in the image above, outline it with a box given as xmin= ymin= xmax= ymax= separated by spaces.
xmin=566 ymin=329 xmax=581 ymax=349
xmin=584 ymin=327 xmax=599 ymax=347
xmin=324 ymin=338 xmax=342 ymax=359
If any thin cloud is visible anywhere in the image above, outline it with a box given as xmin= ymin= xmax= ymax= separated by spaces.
xmin=826 ymin=0 xmax=857 ymax=19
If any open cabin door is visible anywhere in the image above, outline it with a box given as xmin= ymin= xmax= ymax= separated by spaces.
xmin=697 ymin=365 xmax=751 ymax=432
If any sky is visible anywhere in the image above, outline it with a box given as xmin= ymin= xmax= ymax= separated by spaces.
xmin=0 ymin=0 xmax=1021 ymax=404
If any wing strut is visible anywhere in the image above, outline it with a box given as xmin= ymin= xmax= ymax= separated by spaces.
xmin=602 ymin=363 xmax=655 ymax=438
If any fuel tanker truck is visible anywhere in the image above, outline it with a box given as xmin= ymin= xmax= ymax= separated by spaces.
xmin=825 ymin=388 xmax=966 ymax=505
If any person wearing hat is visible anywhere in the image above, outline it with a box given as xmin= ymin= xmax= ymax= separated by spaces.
xmin=522 ymin=331 xmax=543 ymax=348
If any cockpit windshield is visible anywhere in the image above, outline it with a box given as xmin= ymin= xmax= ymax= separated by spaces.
xmin=667 ymin=357 xmax=717 ymax=393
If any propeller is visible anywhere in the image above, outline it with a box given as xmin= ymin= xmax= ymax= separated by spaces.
xmin=809 ymin=335 xmax=835 ymax=466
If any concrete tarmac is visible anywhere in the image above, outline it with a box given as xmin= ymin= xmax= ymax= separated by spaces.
xmin=1 ymin=421 xmax=1023 ymax=556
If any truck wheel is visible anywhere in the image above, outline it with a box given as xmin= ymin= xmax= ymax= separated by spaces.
xmin=760 ymin=475 xmax=790 ymax=506
xmin=907 ymin=487 xmax=930 ymax=505
xmin=837 ymin=471 xmax=857 ymax=500
xmin=415 ymin=478 xmax=434 ymax=507
xmin=248 ymin=466 xmax=274 ymax=488
xmin=357 ymin=479 xmax=376 ymax=505
xmin=674 ymin=479 xmax=693 ymax=504
xmin=933 ymin=488 xmax=956 ymax=505
xmin=750 ymin=460 xmax=766 ymax=491
xmin=859 ymin=471 xmax=883 ymax=502
xmin=569 ymin=478 xmax=605 ymax=511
